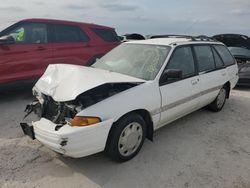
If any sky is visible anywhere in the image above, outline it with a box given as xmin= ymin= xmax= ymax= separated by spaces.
xmin=0 ymin=0 xmax=250 ymax=36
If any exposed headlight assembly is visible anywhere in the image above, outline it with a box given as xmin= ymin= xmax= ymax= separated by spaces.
xmin=70 ymin=116 xmax=101 ymax=127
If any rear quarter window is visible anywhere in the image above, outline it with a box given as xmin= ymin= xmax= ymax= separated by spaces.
xmin=212 ymin=47 xmax=224 ymax=68
xmin=92 ymin=28 xmax=119 ymax=42
xmin=214 ymin=45 xmax=236 ymax=66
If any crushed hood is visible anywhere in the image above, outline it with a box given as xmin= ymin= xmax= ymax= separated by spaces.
xmin=34 ymin=64 xmax=145 ymax=102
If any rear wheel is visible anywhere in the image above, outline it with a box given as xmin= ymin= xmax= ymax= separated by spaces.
xmin=207 ymin=86 xmax=227 ymax=112
xmin=105 ymin=114 xmax=146 ymax=162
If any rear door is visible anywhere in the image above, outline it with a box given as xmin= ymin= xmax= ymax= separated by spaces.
xmin=0 ymin=22 xmax=52 ymax=84
xmin=158 ymin=45 xmax=201 ymax=128
xmin=193 ymin=45 xmax=227 ymax=107
xmin=50 ymin=24 xmax=90 ymax=66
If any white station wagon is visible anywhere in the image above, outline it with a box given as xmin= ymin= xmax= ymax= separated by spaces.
xmin=21 ymin=37 xmax=239 ymax=162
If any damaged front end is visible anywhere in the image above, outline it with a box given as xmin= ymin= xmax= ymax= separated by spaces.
xmin=21 ymin=82 xmax=140 ymax=134
xmin=20 ymin=82 xmax=141 ymax=158
xmin=19 ymin=64 xmax=145 ymax=157
xmin=25 ymin=93 xmax=77 ymax=126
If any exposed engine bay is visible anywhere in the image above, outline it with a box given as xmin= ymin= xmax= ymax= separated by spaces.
xmin=24 ymin=83 xmax=140 ymax=126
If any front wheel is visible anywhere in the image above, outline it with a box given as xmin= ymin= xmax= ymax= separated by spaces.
xmin=105 ymin=114 xmax=146 ymax=162
xmin=207 ymin=86 xmax=227 ymax=112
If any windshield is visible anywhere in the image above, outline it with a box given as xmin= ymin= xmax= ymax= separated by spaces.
xmin=93 ymin=43 xmax=171 ymax=80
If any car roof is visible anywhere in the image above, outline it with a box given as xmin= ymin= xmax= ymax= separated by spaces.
xmin=20 ymin=18 xmax=114 ymax=30
xmin=126 ymin=38 xmax=223 ymax=46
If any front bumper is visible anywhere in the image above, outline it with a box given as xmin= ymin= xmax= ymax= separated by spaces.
xmin=21 ymin=118 xmax=113 ymax=158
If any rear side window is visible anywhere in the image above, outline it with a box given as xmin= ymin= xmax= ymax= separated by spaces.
xmin=194 ymin=45 xmax=215 ymax=72
xmin=53 ymin=24 xmax=89 ymax=43
xmin=92 ymin=28 xmax=119 ymax=42
xmin=167 ymin=46 xmax=195 ymax=77
xmin=214 ymin=45 xmax=235 ymax=66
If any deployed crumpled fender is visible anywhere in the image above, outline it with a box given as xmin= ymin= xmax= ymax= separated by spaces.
xmin=34 ymin=64 xmax=145 ymax=102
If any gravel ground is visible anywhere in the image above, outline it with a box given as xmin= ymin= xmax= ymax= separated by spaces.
xmin=0 ymin=87 xmax=250 ymax=188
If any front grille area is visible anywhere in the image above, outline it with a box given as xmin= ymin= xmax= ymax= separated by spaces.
xmin=42 ymin=96 xmax=62 ymax=123
xmin=39 ymin=95 xmax=77 ymax=124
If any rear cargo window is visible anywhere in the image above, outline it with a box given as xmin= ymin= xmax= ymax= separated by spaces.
xmin=53 ymin=24 xmax=89 ymax=43
xmin=214 ymin=45 xmax=236 ymax=66
xmin=92 ymin=28 xmax=119 ymax=42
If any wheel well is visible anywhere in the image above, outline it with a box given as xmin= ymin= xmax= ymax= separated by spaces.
xmin=224 ymin=81 xmax=231 ymax=98
xmin=112 ymin=109 xmax=154 ymax=141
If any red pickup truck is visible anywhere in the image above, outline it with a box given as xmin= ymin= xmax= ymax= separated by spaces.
xmin=0 ymin=18 xmax=120 ymax=88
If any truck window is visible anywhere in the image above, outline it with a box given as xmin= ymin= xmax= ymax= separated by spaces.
xmin=92 ymin=28 xmax=119 ymax=42
xmin=53 ymin=24 xmax=89 ymax=43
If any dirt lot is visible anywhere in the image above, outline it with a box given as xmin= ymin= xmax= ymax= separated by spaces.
xmin=0 ymin=87 xmax=250 ymax=188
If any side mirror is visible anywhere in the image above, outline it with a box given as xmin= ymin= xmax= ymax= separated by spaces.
xmin=0 ymin=35 xmax=15 ymax=45
xmin=160 ymin=69 xmax=183 ymax=84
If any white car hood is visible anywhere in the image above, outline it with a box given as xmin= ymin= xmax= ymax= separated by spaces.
xmin=34 ymin=64 xmax=145 ymax=102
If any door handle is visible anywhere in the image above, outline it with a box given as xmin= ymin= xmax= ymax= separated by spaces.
xmin=191 ymin=79 xmax=199 ymax=85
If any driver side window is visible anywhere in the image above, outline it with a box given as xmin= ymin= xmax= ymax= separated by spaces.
xmin=167 ymin=46 xmax=195 ymax=78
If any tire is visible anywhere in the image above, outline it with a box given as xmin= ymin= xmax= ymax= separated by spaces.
xmin=105 ymin=114 xmax=146 ymax=162
xmin=207 ymin=85 xmax=227 ymax=112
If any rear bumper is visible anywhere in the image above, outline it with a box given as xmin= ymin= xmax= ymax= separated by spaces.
xmin=24 ymin=118 xmax=113 ymax=158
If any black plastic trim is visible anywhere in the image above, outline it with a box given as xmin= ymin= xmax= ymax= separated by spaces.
xmin=20 ymin=123 xmax=35 ymax=140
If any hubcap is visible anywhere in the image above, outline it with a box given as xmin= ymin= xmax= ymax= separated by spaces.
xmin=118 ymin=122 xmax=143 ymax=157
xmin=217 ymin=88 xmax=226 ymax=108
